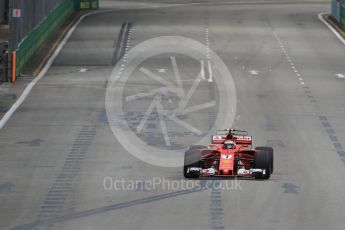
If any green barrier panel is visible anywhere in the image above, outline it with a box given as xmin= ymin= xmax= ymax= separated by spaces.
xmin=75 ymin=0 xmax=99 ymax=10
xmin=15 ymin=0 xmax=74 ymax=77
xmin=341 ymin=4 xmax=345 ymax=30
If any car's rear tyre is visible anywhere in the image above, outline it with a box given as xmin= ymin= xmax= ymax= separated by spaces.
xmin=254 ymin=150 xmax=272 ymax=179
xmin=255 ymin=146 xmax=273 ymax=173
xmin=183 ymin=150 xmax=202 ymax=178
xmin=189 ymin=145 xmax=207 ymax=150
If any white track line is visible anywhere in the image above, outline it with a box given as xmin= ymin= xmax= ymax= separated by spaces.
xmin=200 ymin=60 xmax=205 ymax=80
xmin=336 ymin=73 xmax=345 ymax=78
xmin=0 ymin=11 xmax=103 ymax=130
xmin=205 ymin=27 xmax=213 ymax=82
xmin=318 ymin=13 xmax=345 ymax=46
xmin=274 ymin=30 xmax=308 ymax=89
xmin=207 ymin=60 xmax=213 ymax=82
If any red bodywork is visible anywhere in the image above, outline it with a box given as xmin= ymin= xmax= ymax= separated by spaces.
xmin=199 ymin=130 xmax=256 ymax=176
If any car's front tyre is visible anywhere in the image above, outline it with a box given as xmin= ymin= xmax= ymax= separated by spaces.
xmin=254 ymin=150 xmax=272 ymax=179
xmin=183 ymin=150 xmax=202 ymax=178
xmin=255 ymin=146 xmax=273 ymax=173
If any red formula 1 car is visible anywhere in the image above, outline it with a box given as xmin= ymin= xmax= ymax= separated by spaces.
xmin=183 ymin=129 xmax=274 ymax=179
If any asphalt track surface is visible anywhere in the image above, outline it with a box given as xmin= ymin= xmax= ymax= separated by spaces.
xmin=1 ymin=1 xmax=345 ymax=230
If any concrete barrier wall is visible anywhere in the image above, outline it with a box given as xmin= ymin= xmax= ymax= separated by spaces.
xmin=332 ymin=0 xmax=341 ymax=22
xmin=14 ymin=0 xmax=74 ymax=77
xmin=9 ymin=0 xmax=65 ymax=51
xmin=12 ymin=0 xmax=99 ymax=78
xmin=332 ymin=0 xmax=345 ymax=29
xmin=341 ymin=3 xmax=345 ymax=29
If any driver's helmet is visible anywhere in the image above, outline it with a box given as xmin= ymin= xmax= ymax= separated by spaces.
xmin=224 ymin=140 xmax=236 ymax=149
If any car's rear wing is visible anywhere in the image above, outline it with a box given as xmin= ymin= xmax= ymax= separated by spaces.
xmin=211 ymin=135 xmax=227 ymax=144
xmin=211 ymin=133 xmax=252 ymax=146
xmin=216 ymin=129 xmax=248 ymax=136
xmin=231 ymin=134 xmax=252 ymax=146
xmin=229 ymin=129 xmax=248 ymax=136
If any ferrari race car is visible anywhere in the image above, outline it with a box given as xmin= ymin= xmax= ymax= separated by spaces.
xmin=183 ymin=129 xmax=274 ymax=179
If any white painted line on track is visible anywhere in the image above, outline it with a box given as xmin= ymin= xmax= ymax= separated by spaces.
xmin=205 ymin=27 xmax=213 ymax=83
xmin=273 ymin=30 xmax=310 ymax=89
xmin=336 ymin=73 xmax=345 ymax=78
xmin=200 ymin=60 xmax=205 ymax=79
xmin=249 ymin=70 xmax=259 ymax=75
xmin=318 ymin=13 xmax=345 ymax=46
xmin=0 ymin=10 xmax=106 ymax=131
xmin=207 ymin=60 xmax=213 ymax=82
